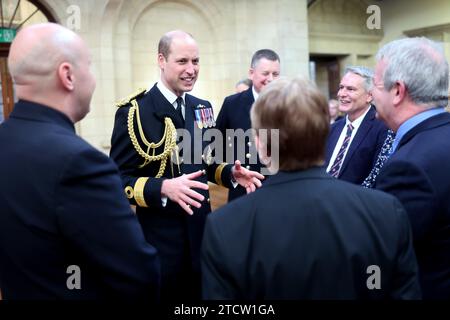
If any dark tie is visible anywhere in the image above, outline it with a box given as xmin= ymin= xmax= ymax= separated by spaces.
xmin=329 ymin=123 xmax=354 ymax=178
xmin=175 ymin=96 xmax=184 ymax=125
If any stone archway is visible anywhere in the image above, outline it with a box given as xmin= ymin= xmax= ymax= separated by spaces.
xmin=130 ymin=0 xmax=217 ymax=106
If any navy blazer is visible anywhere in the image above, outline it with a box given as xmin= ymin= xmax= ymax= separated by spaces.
xmin=375 ymin=111 xmax=450 ymax=299
xmin=110 ymin=84 xmax=234 ymax=299
xmin=325 ymin=106 xmax=388 ymax=184
xmin=0 ymin=100 xmax=160 ymax=300
xmin=202 ymin=167 xmax=421 ymax=299
xmin=216 ymin=87 xmax=263 ymax=201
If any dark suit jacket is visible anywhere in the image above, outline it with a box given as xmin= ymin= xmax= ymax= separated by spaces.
xmin=202 ymin=167 xmax=421 ymax=299
xmin=216 ymin=87 xmax=263 ymax=201
xmin=0 ymin=100 xmax=160 ymax=300
xmin=110 ymin=84 xmax=233 ymax=299
xmin=375 ymin=111 xmax=450 ymax=299
xmin=325 ymin=106 xmax=388 ymax=184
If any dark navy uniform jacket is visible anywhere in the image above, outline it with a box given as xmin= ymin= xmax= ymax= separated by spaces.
xmin=376 ymin=111 xmax=450 ymax=299
xmin=215 ymin=87 xmax=263 ymax=201
xmin=110 ymin=84 xmax=234 ymax=299
xmin=0 ymin=100 xmax=160 ymax=300
xmin=325 ymin=106 xmax=388 ymax=184
xmin=202 ymin=167 xmax=421 ymax=299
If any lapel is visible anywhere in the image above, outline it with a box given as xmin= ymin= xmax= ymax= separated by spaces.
xmin=147 ymin=84 xmax=184 ymax=128
xmin=326 ymin=119 xmax=345 ymax=163
xmin=243 ymin=87 xmax=255 ymax=114
xmin=263 ymin=166 xmax=332 ymax=188
xmin=340 ymin=106 xmax=375 ymax=173
xmin=396 ymin=112 xmax=450 ymax=152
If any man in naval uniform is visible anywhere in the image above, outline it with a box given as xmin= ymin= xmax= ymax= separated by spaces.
xmin=110 ymin=30 xmax=264 ymax=300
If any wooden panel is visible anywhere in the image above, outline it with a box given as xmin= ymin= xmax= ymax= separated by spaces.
xmin=0 ymin=57 xmax=14 ymax=120
xmin=209 ymin=183 xmax=228 ymax=211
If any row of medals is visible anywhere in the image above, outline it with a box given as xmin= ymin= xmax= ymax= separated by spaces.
xmin=194 ymin=105 xmax=216 ymax=129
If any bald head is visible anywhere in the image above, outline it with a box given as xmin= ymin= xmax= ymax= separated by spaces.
xmin=8 ymin=23 xmax=95 ymax=123
xmin=9 ymin=23 xmax=83 ymax=84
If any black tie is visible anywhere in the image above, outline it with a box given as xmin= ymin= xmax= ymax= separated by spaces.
xmin=176 ymin=97 xmax=184 ymax=125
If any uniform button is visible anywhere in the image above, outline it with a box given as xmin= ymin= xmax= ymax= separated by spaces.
xmin=246 ymin=166 xmax=250 ymax=170
xmin=246 ymin=153 xmax=251 ymax=159
xmin=247 ymin=142 xmax=252 ymax=147
xmin=228 ymin=136 xmax=231 ymax=141
xmin=202 ymin=169 xmax=207 ymax=175
xmin=228 ymin=143 xmax=232 ymax=147
xmin=180 ymin=158 xmax=184 ymax=163
xmin=207 ymin=198 xmax=210 ymax=203
xmin=201 ymin=154 xmax=205 ymax=159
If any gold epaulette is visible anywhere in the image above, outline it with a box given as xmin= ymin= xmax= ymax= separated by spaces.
xmin=115 ymin=88 xmax=146 ymax=108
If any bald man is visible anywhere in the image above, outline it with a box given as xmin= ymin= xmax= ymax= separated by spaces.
xmin=110 ymin=30 xmax=263 ymax=300
xmin=0 ymin=23 xmax=160 ymax=300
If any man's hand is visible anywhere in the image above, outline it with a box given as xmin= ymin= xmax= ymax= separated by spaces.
xmin=161 ymin=170 xmax=209 ymax=215
xmin=232 ymin=160 xmax=265 ymax=194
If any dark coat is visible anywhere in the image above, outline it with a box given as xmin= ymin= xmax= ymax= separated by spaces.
xmin=0 ymin=100 xmax=160 ymax=300
xmin=375 ymin=111 xmax=450 ymax=299
xmin=216 ymin=87 xmax=263 ymax=201
xmin=202 ymin=167 xmax=421 ymax=299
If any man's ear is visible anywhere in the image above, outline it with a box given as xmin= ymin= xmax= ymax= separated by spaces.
xmin=392 ymin=81 xmax=407 ymax=106
xmin=158 ymin=53 xmax=166 ymax=70
xmin=366 ymin=91 xmax=373 ymax=104
xmin=248 ymin=68 xmax=254 ymax=81
xmin=58 ymin=62 xmax=74 ymax=91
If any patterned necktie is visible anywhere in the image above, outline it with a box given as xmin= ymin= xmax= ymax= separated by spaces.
xmin=329 ymin=123 xmax=354 ymax=178
xmin=176 ymin=96 xmax=184 ymax=124
xmin=361 ymin=129 xmax=395 ymax=188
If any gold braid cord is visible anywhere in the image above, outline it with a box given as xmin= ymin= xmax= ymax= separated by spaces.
xmin=127 ymin=99 xmax=177 ymax=178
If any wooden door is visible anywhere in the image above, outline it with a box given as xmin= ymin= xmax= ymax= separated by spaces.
xmin=0 ymin=56 xmax=15 ymax=123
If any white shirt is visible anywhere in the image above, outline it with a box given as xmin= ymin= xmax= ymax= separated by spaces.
xmin=327 ymin=107 xmax=371 ymax=172
xmin=156 ymin=81 xmax=186 ymax=119
xmin=252 ymin=86 xmax=259 ymax=101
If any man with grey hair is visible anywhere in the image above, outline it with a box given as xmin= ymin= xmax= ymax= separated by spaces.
xmin=325 ymin=66 xmax=388 ymax=184
xmin=216 ymin=49 xmax=280 ymax=202
xmin=373 ymin=37 xmax=450 ymax=299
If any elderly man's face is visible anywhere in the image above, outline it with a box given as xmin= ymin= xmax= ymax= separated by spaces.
xmin=337 ymin=72 xmax=372 ymax=121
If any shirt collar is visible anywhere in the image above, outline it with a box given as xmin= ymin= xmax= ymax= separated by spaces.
xmin=391 ymin=107 xmax=446 ymax=153
xmin=345 ymin=105 xmax=371 ymax=131
xmin=252 ymin=86 xmax=259 ymax=101
xmin=156 ymin=81 xmax=186 ymax=107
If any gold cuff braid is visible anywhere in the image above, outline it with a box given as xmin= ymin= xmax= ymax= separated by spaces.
xmin=215 ymin=163 xmax=228 ymax=186
xmin=134 ymin=177 xmax=149 ymax=207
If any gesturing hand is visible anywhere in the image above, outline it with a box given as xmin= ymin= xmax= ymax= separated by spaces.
xmin=232 ymin=160 xmax=265 ymax=194
xmin=161 ymin=170 xmax=209 ymax=215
